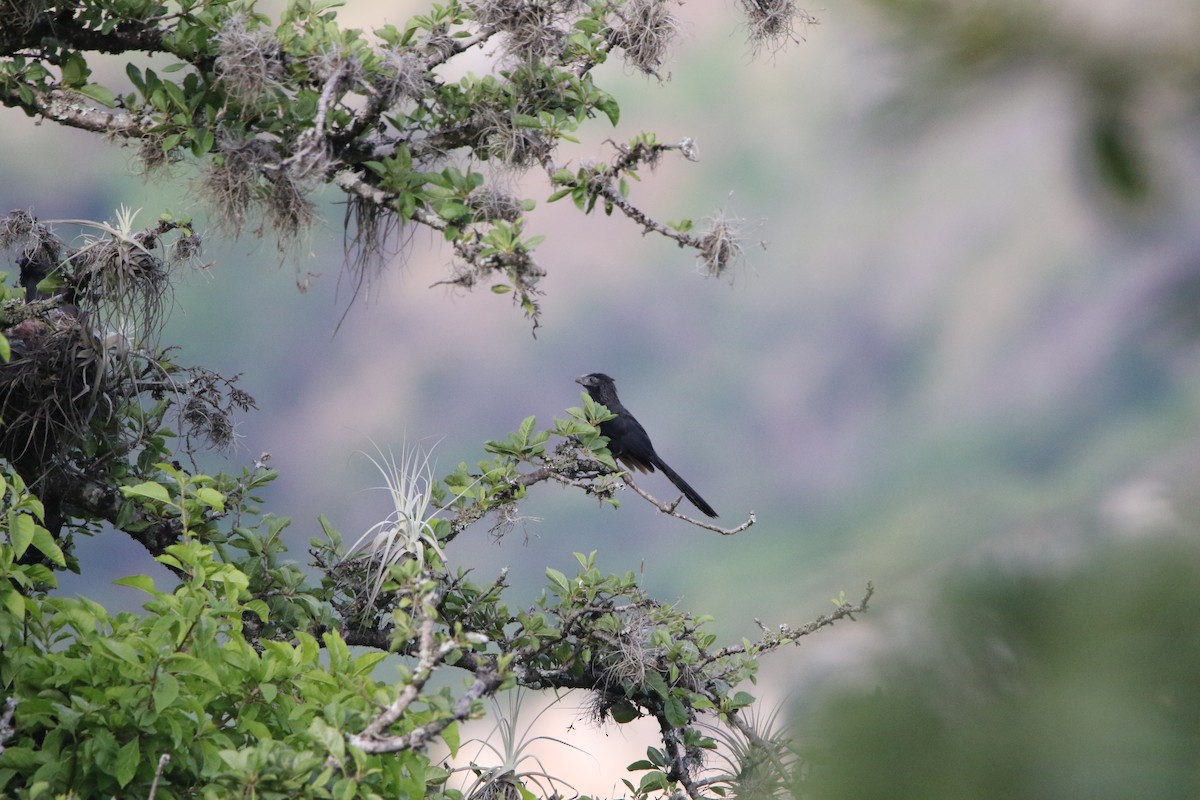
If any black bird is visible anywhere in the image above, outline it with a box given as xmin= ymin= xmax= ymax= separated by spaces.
xmin=576 ymin=373 xmax=718 ymax=518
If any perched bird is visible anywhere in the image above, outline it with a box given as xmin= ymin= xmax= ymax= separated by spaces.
xmin=576 ymin=372 xmax=718 ymax=518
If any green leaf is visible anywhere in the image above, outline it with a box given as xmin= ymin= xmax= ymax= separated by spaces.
xmin=113 ymin=574 xmax=159 ymax=596
xmin=97 ymin=638 xmax=143 ymax=667
xmin=162 ymin=80 xmax=187 ymax=111
xmin=437 ymin=200 xmax=470 ymax=221
xmin=77 ymin=83 xmax=118 ymax=108
xmin=123 ymin=481 xmax=172 ymax=504
xmin=193 ymin=487 xmax=225 ymax=512
xmin=243 ymin=599 xmax=269 ymax=622
xmin=442 ymin=721 xmax=461 ymax=757
xmin=727 ymin=690 xmax=755 ymax=711
xmin=152 ymin=672 xmax=180 ymax=711
xmin=597 ymin=96 xmax=620 ymax=127
xmin=114 ymin=739 xmax=139 ymax=788
xmin=163 ymin=653 xmax=221 ymax=684
xmin=126 ymin=63 xmax=146 ymax=93
xmin=0 ymin=332 xmax=11 ymax=363
xmin=517 ymin=415 xmax=537 ymax=444
xmin=664 ymin=694 xmax=688 ymax=728
xmin=323 ymin=629 xmax=351 ymax=671
xmin=545 ymin=567 xmax=570 ymax=595
xmin=35 ymin=272 xmax=64 ymax=295
xmin=351 ymin=651 xmax=388 ymax=676
xmin=638 ymin=771 xmax=670 ymax=793
xmin=30 ymin=525 xmax=65 ymax=566
xmin=191 ymin=127 xmax=215 ymax=157
xmin=309 ymin=718 xmax=346 ymax=761
xmin=610 ymin=698 xmax=640 ymax=723
xmin=644 ymin=671 xmax=670 ymax=698
xmin=61 ymin=53 xmax=89 ymax=87
xmin=9 ymin=513 xmax=35 ymax=559
xmin=0 ymin=586 xmax=25 ymax=620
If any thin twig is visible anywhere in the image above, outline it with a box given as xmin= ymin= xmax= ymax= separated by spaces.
xmin=333 ymin=170 xmax=446 ymax=231
xmin=350 ymin=615 xmax=451 ymax=743
xmin=348 ymin=592 xmax=504 ymax=754
xmin=540 ymin=138 xmax=706 ymax=249
xmin=624 ymin=476 xmax=756 ymax=535
xmin=147 ymin=753 xmax=171 ymax=800
xmin=703 ymin=583 xmax=875 ymax=666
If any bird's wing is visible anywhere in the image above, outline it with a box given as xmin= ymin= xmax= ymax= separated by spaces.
xmin=600 ymin=410 xmax=658 ymax=473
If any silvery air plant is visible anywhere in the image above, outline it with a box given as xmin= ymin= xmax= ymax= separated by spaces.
xmin=342 ymin=441 xmax=448 ymax=610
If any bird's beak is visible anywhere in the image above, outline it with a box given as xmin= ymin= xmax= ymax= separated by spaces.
xmin=574 ymin=375 xmax=586 ymax=386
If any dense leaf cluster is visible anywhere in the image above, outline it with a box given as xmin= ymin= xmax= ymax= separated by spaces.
xmin=0 ymin=436 xmax=869 ymax=798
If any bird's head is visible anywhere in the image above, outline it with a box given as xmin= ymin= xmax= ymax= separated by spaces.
xmin=576 ymin=372 xmax=618 ymax=402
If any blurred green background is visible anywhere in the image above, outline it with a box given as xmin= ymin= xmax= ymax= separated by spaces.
xmin=4 ymin=0 xmax=1200 ymax=793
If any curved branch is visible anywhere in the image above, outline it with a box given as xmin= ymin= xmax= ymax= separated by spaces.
xmin=0 ymin=14 xmax=165 ymax=58
xmin=540 ymin=138 xmax=707 ymax=249
xmin=333 ymin=169 xmax=446 ymax=232
xmin=0 ymin=86 xmax=147 ymax=138
xmin=657 ymin=712 xmax=706 ymax=800
xmin=623 ymin=475 xmax=756 ymax=535
xmin=348 ymin=598 xmax=504 ymax=754
xmin=65 ymin=475 xmax=184 ymax=558
xmin=702 ymin=582 xmax=875 ymax=669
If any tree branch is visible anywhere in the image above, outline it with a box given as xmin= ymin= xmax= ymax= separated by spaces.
xmin=0 ymin=14 xmax=166 ymax=59
xmin=0 ymin=696 xmax=17 ymax=758
xmin=703 ymin=582 xmax=875 ymax=670
xmin=348 ymin=601 xmax=503 ymax=754
xmin=623 ymin=475 xmax=756 ymax=535
xmin=62 ymin=475 xmax=183 ymax=557
xmin=0 ymin=86 xmax=147 ymax=139
xmin=333 ymin=169 xmax=446 ymax=232
xmin=147 ymin=753 xmax=171 ymax=800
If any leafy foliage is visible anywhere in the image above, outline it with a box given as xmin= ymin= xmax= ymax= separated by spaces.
xmin=0 ymin=209 xmax=254 ymax=554
xmin=1 ymin=514 xmax=450 ymax=798
xmin=0 ymin=399 xmax=870 ymax=798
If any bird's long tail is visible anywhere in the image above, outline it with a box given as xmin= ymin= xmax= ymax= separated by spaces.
xmin=653 ymin=458 xmax=718 ymax=518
